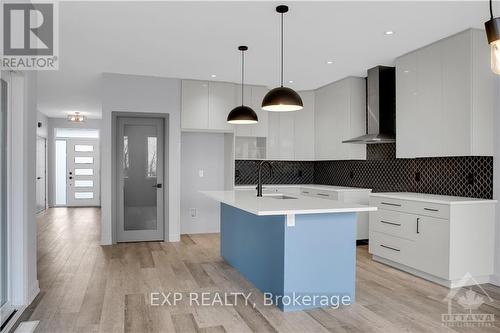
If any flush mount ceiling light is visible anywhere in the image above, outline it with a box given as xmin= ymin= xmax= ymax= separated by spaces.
xmin=384 ymin=30 xmax=394 ymax=35
xmin=485 ymin=0 xmax=500 ymax=74
xmin=227 ymin=46 xmax=258 ymax=124
xmin=211 ymin=74 xmax=217 ymax=78
xmin=67 ymin=112 xmax=85 ymax=123
xmin=326 ymin=60 xmax=334 ymax=65
xmin=262 ymin=5 xmax=303 ymax=112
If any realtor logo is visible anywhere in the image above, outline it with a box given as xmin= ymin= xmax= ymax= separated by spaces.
xmin=1 ymin=1 xmax=58 ymax=70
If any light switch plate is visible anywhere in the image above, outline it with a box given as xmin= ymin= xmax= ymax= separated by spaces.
xmin=190 ymin=208 xmax=197 ymax=218
xmin=198 ymin=170 xmax=204 ymax=178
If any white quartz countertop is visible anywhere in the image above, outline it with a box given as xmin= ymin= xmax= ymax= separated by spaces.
xmin=202 ymin=190 xmax=377 ymax=216
xmin=370 ymin=192 xmax=497 ymax=205
xmin=234 ymin=184 xmax=372 ymax=192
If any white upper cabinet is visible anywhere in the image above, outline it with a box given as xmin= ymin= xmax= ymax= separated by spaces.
xmin=234 ymin=85 xmax=269 ymax=137
xmin=266 ymin=90 xmax=315 ymax=160
xmin=181 ymin=79 xmax=235 ymax=132
xmin=181 ymin=80 xmax=209 ymax=130
xmin=208 ymin=82 xmax=236 ymax=131
xmin=396 ymin=29 xmax=495 ymax=158
xmin=314 ymin=77 xmax=366 ymax=160
xmin=294 ymin=91 xmax=315 ymax=160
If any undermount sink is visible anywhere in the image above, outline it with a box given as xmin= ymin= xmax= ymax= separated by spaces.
xmin=262 ymin=194 xmax=298 ymax=200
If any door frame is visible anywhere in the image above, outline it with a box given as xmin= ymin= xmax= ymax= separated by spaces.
xmin=114 ymin=115 xmax=167 ymax=242
xmin=36 ymin=136 xmax=47 ymax=213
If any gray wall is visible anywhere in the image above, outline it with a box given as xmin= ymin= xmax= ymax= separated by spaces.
xmin=181 ymin=132 xmax=226 ymax=234
xmin=101 ymin=73 xmax=181 ymax=244
xmin=46 ymin=118 xmax=102 ymax=207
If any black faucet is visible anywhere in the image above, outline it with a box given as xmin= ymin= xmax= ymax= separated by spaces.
xmin=257 ymin=161 xmax=273 ymax=197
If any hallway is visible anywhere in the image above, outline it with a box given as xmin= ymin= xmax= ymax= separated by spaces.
xmin=14 ymin=208 xmax=500 ymax=332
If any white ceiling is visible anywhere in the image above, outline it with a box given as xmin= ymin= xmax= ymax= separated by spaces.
xmin=37 ymin=1 xmax=499 ymax=119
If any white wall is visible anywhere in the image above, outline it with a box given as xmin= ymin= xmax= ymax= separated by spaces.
xmin=101 ymin=73 xmax=181 ymax=244
xmin=181 ymin=132 xmax=225 ymax=234
xmin=46 ymin=118 xmax=102 ymax=207
xmin=494 ymin=76 xmax=500 ymax=287
xmin=3 ymin=70 xmax=39 ymax=306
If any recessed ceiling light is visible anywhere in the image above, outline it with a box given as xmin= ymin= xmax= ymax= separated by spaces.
xmin=326 ymin=60 xmax=334 ymax=65
xmin=211 ymin=74 xmax=217 ymax=78
xmin=289 ymin=80 xmax=294 ymax=84
xmin=385 ymin=31 xmax=394 ymax=35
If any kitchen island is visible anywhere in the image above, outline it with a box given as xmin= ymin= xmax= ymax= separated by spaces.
xmin=202 ymin=190 xmax=376 ymax=311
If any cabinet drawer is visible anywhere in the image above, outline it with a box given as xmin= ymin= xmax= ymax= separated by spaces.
xmin=370 ymin=209 xmax=419 ymax=241
xmin=315 ymin=190 xmax=338 ymax=200
xmin=369 ymin=231 xmax=415 ymax=267
xmin=410 ymin=201 xmax=449 ymax=220
xmin=370 ymin=197 xmax=408 ymax=212
xmin=300 ymin=188 xmax=316 ymax=197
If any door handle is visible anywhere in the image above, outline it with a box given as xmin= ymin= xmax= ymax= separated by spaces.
xmin=152 ymin=184 xmax=162 ymax=188
xmin=36 ymin=177 xmax=41 ymax=180
xmin=416 ymin=217 xmax=420 ymax=234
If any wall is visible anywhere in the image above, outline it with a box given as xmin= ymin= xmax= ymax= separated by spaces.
xmin=235 ymin=160 xmax=314 ymax=185
xmin=2 ymin=70 xmax=39 ymax=307
xmin=46 ymin=118 xmax=102 ymax=207
xmin=493 ymin=77 xmax=500 ymax=287
xmin=235 ymin=145 xmax=493 ymax=199
xmin=101 ymin=73 xmax=181 ymax=244
xmin=180 ymin=132 xmax=226 ymax=234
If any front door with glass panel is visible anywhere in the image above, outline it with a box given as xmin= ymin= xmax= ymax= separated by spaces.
xmin=67 ymin=139 xmax=100 ymax=206
xmin=117 ymin=117 xmax=164 ymax=242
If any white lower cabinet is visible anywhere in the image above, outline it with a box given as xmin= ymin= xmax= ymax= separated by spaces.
xmin=369 ymin=193 xmax=496 ymax=287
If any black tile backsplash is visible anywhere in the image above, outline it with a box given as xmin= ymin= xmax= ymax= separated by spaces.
xmin=235 ymin=160 xmax=314 ymax=185
xmin=235 ymin=144 xmax=493 ymax=199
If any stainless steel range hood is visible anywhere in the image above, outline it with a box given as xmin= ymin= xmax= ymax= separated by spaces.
xmin=343 ymin=66 xmax=396 ymax=144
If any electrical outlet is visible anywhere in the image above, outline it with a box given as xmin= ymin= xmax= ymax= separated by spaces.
xmin=198 ymin=169 xmax=204 ymax=178
xmin=189 ymin=208 xmax=197 ymax=218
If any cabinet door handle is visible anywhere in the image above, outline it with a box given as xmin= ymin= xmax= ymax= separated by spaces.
xmin=416 ymin=217 xmax=420 ymax=234
xmin=380 ymin=244 xmax=400 ymax=252
xmin=380 ymin=220 xmax=401 ymax=226
xmin=302 ymin=191 xmax=309 ymax=194
xmin=381 ymin=202 xmax=401 ymax=207
xmin=424 ymin=207 xmax=439 ymax=212
xmin=317 ymin=193 xmax=329 ymax=197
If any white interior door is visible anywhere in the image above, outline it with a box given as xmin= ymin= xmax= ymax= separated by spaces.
xmin=36 ymin=137 xmax=46 ymax=213
xmin=66 ymin=139 xmax=100 ymax=206
xmin=117 ymin=117 xmax=165 ymax=242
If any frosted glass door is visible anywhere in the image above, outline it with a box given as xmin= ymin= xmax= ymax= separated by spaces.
xmin=66 ymin=139 xmax=100 ymax=206
xmin=117 ymin=117 xmax=164 ymax=242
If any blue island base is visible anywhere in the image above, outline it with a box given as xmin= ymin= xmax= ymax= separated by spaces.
xmin=220 ymin=203 xmax=357 ymax=312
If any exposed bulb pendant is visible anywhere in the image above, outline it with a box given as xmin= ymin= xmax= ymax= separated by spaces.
xmin=262 ymin=5 xmax=303 ymax=112
xmin=227 ymin=46 xmax=259 ymax=124
xmin=485 ymin=0 xmax=500 ymax=74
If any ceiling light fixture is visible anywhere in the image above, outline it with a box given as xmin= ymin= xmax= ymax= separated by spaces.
xmin=227 ymin=46 xmax=258 ymax=124
xmin=326 ymin=60 xmax=334 ymax=65
xmin=384 ymin=31 xmax=394 ymax=35
xmin=262 ymin=5 xmax=303 ymax=112
xmin=211 ymin=74 xmax=217 ymax=78
xmin=288 ymin=80 xmax=294 ymax=83
xmin=485 ymin=0 xmax=500 ymax=74
xmin=67 ymin=112 xmax=85 ymax=123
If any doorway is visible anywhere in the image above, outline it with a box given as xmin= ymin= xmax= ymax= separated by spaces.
xmin=116 ymin=117 xmax=165 ymax=242
xmin=36 ymin=136 xmax=46 ymax=213
xmin=54 ymin=128 xmax=100 ymax=207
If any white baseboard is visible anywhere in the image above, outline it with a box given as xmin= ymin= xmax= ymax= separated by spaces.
xmin=0 ymin=305 xmax=27 ymax=333
xmin=489 ymin=274 xmax=500 ymax=286
xmin=28 ymin=281 xmax=39 ymax=305
xmin=372 ymin=255 xmax=491 ymax=288
xmin=169 ymin=233 xmax=180 ymax=242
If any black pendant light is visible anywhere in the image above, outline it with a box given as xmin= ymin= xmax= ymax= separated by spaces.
xmin=227 ymin=46 xmax=259 ymax=124
xmin=262 ymin=5 xmax=303 ymax=112
xmin=485 ymin=0 xmax=500 ymax=74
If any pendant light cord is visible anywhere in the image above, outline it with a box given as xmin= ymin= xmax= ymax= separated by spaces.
xmin=491 ymin=0 xmax=494 ymax=19
xmin=281 ymin=11 xmax=284 ymax=87
xmin=241 ymin=49 xmax=245 ymax=105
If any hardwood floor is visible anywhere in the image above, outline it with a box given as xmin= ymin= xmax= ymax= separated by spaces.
xmin=21 ymin=207 xmax=500 ymax=332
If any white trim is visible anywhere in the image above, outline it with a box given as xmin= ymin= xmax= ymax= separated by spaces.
xmin=0 ymin=304 xmax=26 ymax=333
xmin=372 ymin=255 xmax=491 ymax=288
xmin=168 ymin=233 xmax=180 ymax=242
xmin=489 ymin=274 xmax=500 ymax=287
